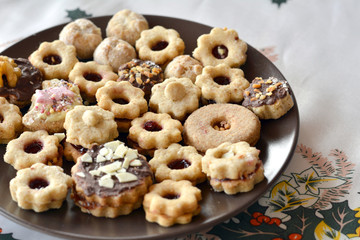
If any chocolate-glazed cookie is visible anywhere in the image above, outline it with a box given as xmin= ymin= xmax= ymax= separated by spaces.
xmin=118 ymin=59 xmax=164 ymax=101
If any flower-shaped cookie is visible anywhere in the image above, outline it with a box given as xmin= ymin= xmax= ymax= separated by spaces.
xmin=202 ymin=141 xmax=264 ymax=194
xmin=0 ymin=97 xmax=23 ymax=144
xmin=193 ymin=27 xmax=247 ymax=67
xmin=9 ymin=163 xmax=73 ymax=212
xmin=128 ymin=112 xmax=183 ymax=153
xmin=149 ymin=143 xmax=206 ymax=185
xmin=64 ymin=105 xmax=118 ymax=149
xmin=195 ymin=64 xmax=249 ymax=104
xmin=29 ymin=40 xmax=78 ymax=80
xmin=149 ymin=77 xmax=201 ymax=121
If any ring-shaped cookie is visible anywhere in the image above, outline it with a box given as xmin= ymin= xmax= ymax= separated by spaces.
xmin=183 ymin=104 xmax=261 ymax=153
xmin=4 ymin=130 xmax=62 ymax=170
xmin=193 ymin=27 xmax=247 ymax=67
xmin=195 ymin=63 xmax=249 ymax=104
xmin=143 ymin=179 xmax=202 ymax=227
xmin=29 ymin=40 xmax=78 ymax=80
xmin=149 ymin=143 xmax=206 ymax=185
xmin=68 ymin=61 xmax=118 ymax=103
xmin=135 ymin=25 xmax=185 ymax=65
xmin=96 ymin=81 xmax=148 ymax=132
xmin=0 ymin=97 xmax=23 ymax=144
xmin=9 ymin=163 xmax=73 ymax=212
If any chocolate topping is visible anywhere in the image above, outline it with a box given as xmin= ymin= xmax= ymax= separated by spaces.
xmin=0 ymin=58 xmax=43 ymax=106
xmin=74 ymin=144 xmax=153 ymax=197
xmin=242 ymin=77 xmax=291 ymax=108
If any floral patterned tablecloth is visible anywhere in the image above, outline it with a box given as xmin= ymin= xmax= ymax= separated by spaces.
xmin=1 ymin=0 xmax=360 ymax=239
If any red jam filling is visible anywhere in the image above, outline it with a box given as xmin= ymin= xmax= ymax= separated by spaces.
xmin=213 ymin=76 xmax=231 ymax=85
xmin=24 ymin=140 xmax=43 ymax=154
xmin=29 ymin=178 xmax=49 ymax=189
xmin=43 ymin=54 xmax=62 ymax=65
xmin=143 ymin=121 xmax=162 ymax=132
xmin=151 ymin=41 xmax=169 ymax=51
xmin=167 ymin=159 xmax=191 ymax=170
xmin=212 ymin=45 xmax=228 ymax=59
xmin=162 ymin=193 xmax=180 ymax=200
xmin=83 ymin=72 xmax=102 ymax=82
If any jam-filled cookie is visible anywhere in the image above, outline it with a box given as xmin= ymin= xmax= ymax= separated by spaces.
xmin=117 ymin=59 xmax=164 ymax=101
xmin=71 ymin=140 xmax=153 ymax=217
xmin=128 ymin=112 xmax=183 ymax=157
xmin=242 ymin=77 xmax=294 ymax=119
xmin=143 ymin=179 xmax=201 ymax=227
xmin=0 ymin=56 xmax=43 ymax=108
xmin=195 ymin=63 xmax=249 ymax=104
xmin=96 ymin=81 xmax=148 ymax=132
xmin=22 ymin=79 xmax=83 ymax=134
xmin=149 ymin=77 xmax=201 ymax=121
xmin=0 ymin=97 xmax=23 ymax=144
xmin=184 ymin=104 xmax=261 ymax=153
xmin=193 ymin=27 xmax=247 ymax=67
xmin=149 ymin=143 xmax=206 ymax=185
xmin=59 ymin=18 xmax=102 ymax=59
xmin=4 ymin=130 xmax=63 ymax=170
xmin=93 ymin=37 xmax=137 ymax=72
xmin=164 ymin=55 xmax=203 ymax=83
xmin=106 ymin=9 xmax=149 ymax=46
xmin=63 ymin=105 xmax=118 ymax=162
xmin=68 ymin=61 xmax=118 ymax=103
xmin=135 ymin=25 xmax=185 ymax=66
xmin=9 ymin=163 xmax=73 ymax=212
xmin=202 ymin=141 xmax=265 ymax=195
xmin=29 ymin=40 xmax=78 ymax=80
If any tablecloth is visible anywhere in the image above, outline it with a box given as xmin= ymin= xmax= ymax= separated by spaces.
xmin=1 ymin=0 xmax=360 ymax=239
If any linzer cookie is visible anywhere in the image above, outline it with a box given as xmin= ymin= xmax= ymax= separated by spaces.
xmin=71 ymin=140 xmax=153 ymax=218
xmin=242 ymin=77 xmax=294 ymax=119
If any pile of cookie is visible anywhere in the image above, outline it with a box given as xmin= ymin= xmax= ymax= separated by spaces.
xmin=0 ymin=9 xmax=294 ymax=227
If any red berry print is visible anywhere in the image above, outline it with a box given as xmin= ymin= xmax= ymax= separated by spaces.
xmin=288 ymin=233 xmax=302 ymax=240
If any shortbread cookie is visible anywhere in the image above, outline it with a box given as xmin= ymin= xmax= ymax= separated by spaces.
xmin=4 ymin=130 xmax=63 ymax=170
xmin=242 ymin=77 xmax=294 ymax=119
xmin=149 ymin=77 xmax=201 ymax=121
xmin=29 ymin=40 xmax=78 ymax=80
xmin=143 ymin=179 xmax=201 ymax=227
xmin=96 ymin=81 xmax=148 ymax=132
xmin=193 ymin=27 xmax=247 ymax=67
xmin=149 ymin=143 xmax=206 ymax=185
xmin=59 ymin=18 xmax=102 ymax=59
xmin=106 ymin=9 xmax=148 ymax=46
xmin=68 ymin=61 xmax=118 ymax=103
xmin=202 ymin=141 xmax=264 ymax=195
xmin=164 ymin=55 xmax=203 ymax=83
xmin=64 ymin=105 xmax=118 ymax=151
xmin=22 ymin=79 xmax=83 ymax=134
xmin=9 ymin=163 xmax=72 ymax=212
xmin=0 ymin=56 xmax=43 ymax=108
xmin=71 ymin=140 xmax=153 ymax=217
xmin=0 ymin=97 xmax=23 ymax=144
xmin=118 ymin=59 xmax=164 ymax=101
xmin=93 ymin=37 xmax=137 ymax=72
xmin=195 ymin=63 xmax=249 ymax=104
xmin=135 ymin=26 xmax=185 ymax=66
xmin=128 ymin=112 xmax=183 ymax=156
xmin=184 ymin=104 xmax=261 ymax=153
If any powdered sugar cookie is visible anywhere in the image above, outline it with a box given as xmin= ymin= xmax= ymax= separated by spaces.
xmin=164 ymin=55 xmax=203 ymax=83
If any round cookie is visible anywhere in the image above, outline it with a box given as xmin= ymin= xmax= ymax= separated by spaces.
xmin=164 ymin=55 xmax=203 ymax=83
xmin=59 ymin=18 xmax=102 ymax=59
xmin=242 ymin=77 xmax=294 ymax=119
xmin=29 ymin=40 xmax=78 ymax=80
xmin=193 ymin=27 xmax=247 ymax=67
xmin=0 ymin=97 xmax=23 ymax=144
xmin=183 ymin=104 xmax=261 ymax=153
xmin=0 ymin=56 xmax=43 ymax=108
xmin=93 ymin=37 xmax=137 ymax=72
xmin=135 ymin=25 xmax=185 ymax=66
xmin=106 ymin=9 xmax=148 ymax=46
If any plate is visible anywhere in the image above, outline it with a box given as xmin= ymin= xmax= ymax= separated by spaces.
xmin=0 ymin=15 xmax=299 ymax=240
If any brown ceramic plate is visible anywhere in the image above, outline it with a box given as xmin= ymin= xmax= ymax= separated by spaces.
xmin=0 ymin=15 xmax=299 ymax=240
